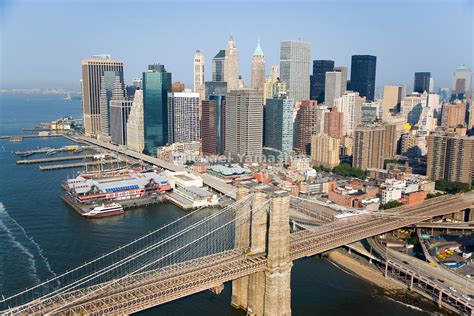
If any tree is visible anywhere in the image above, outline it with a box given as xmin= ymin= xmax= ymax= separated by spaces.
xmin=427 ymin=192 xmax=445 ymax=199
xmin=382 ymin=200 xmax=402 ymax=210
xmin=435 ymin=179 xmax=470 ymax=194
xmin=313 ymin=165 xmax=331 ymax=172
xmin=332 ymin=163 xmax=367 ymax=180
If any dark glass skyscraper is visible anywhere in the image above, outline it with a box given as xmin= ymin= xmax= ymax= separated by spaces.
xmin=264 ymin=97 xmax=294 ymax=155
xmin=143 ymin=64 xmax=172 ymax=156
xmin=350 ymin=55 xmax=377 ymax=101
xmin=310 ymin=60 xmax=334 ymax=103
xmin=414 ymin=72 xmax=431 ymax=93
xmin=202 ymin=81 xmax=227 ymax=155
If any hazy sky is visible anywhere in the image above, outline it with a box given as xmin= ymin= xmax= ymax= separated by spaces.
xmin=0 ymin=0 xmax=472 ymax=94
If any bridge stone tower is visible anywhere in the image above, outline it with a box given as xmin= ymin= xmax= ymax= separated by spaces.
xmin=232 ymin=185 xmax=292 ymax=316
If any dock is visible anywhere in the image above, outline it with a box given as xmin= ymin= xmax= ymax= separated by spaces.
xmin=39 ymin=159 xmax=120 ymax=171
xmin=61 ymin=194 xmax=164 ymax=216
xmin=17 ymin=154 xmax=98 ymax=164
xmin=0 ymin=134 xmax=63 ymax=141
xmin=15 ymin=145 xmax=93 ymax=156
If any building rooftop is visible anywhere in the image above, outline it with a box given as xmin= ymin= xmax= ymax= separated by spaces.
xmin=253 ymin=39 xmax=264 ymax=56
xmin=214 ymin=50 xmax=226 ymax=59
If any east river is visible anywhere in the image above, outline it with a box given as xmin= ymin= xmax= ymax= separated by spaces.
xmin=0 ymin=93 xmax=439 ymax=315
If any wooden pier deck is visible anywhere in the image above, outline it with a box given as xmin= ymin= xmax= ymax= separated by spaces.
xmin=39 ymin=159 xmax=120 ymax=171
xmin=17 ymin=154 xmax=97 ymax=164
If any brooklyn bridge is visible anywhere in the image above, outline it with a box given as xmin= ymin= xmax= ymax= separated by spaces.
xmin=1 ymin=187 xmax=473 ymax=315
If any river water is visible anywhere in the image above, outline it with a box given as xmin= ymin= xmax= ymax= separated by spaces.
xmin=0 ymin=93 xmax=437 ymax=315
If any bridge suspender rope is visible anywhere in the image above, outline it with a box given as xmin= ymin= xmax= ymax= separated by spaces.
xmin=2 ymin=194 xmax=272 ymax=315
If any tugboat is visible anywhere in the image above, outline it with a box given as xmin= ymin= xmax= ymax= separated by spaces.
xmin=83 ymin=203 xmax=124 ymax=218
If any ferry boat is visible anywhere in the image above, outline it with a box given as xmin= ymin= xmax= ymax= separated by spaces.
xmin=83 ymin=203 xmax=124 ymax=218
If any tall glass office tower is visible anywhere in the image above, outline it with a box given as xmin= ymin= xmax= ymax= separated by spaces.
xmin=143 ymin=64 xmax=172 ymax=156
xmin=350 ymin=55 xmax=377 ymax=101
xmin=81 ymin=55 xmax=123 ymax=136
xmin=264 ymin=97 xmax=294 ymax=156
xmin=310 ymin=60 xmax=334 ymax=103
xmin=280 ymin=40 xmax=311 ymax=103
xmin=414 ymin=72 xmax=431 ymax=94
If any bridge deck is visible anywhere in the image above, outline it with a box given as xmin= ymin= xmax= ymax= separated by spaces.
xmin=5 ymin=194 xmax=473 ymax=315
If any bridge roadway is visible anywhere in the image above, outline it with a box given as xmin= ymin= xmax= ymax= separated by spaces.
xmin=369 ymin=238 xmax=473 ymax=314
xmin=8 ymin=193 xmax=474 ymax=315
xmin=414 ymin=221 xmax=474 ymax=229
xmin=69 ymin=135 xmax=237 ymax=199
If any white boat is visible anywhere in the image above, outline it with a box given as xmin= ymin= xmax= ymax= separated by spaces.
xmin=83 ymin=203 xmax=124 ymax=218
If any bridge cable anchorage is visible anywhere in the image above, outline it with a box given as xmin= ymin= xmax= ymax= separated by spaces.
xmin=2 ymin=195 xmax=263 ymax=314
xmin=46 ymin=196 xmax=270 ymax=315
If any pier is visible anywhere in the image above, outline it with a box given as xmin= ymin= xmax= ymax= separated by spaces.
xmin=17 ymin=154 xmax=101 ymax=164
xmin=15 ymin=145 xmax=93 ymax=156
xmin=0 ymin=134 xmax=63 ymax=141
xmin=39 ymin=159 xmax=120 ymax=171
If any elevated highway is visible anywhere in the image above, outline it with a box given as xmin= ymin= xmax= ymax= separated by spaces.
xmin=69 ymin=135 xmax=237 ymax=199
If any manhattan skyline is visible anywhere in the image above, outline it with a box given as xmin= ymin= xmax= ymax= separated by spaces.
xmin=0 ymin=0 xmax=472 ymax=92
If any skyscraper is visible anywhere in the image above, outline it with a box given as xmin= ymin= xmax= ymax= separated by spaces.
xmin=194 ymin=50 xmax=205 ymax=94
xmin=132 ymin=78 xmax=142 ymax=89
xmin=225 ymin=89 xmax=263 ymax=160
xmin=381 ymin=85 xmax=405 ymax=120
xmin=126 ymin=89 xmax=145 ymax=153
xmin=310 ymin=60 xmax=334 ymax=103
xmin=251 ymin=39 xmax=266 ymax=91
xmin=224 ymin=35 xmax=240 ymax=91
xmin=452 ymin=65 xmax=472 ymax=97
xmin=202 ymin=81 xmax=227 ymax=155
xmin=81 ymin=55 xmax=124 ymax=136
xmin=401 ymin=92 xmax=428 ymax=126
xmin=353 ymin=123 xmax=395 ymax=170
xmin=439 ymin=88 xmax=451 ymax=103
xmin=324 ymin=108 xmax=344 ymax=140
xmin=414 ymin=72 xmax=431 ymax=94
xmin=440 ymin=103 xmax=466 ymax=128
xmin=334 ymin=66 xmax=348 ymax=95
xmin=294 ymin=100 xmax=328 ymax=154
xmin=350 ymin=55 xmax=376 ymax=101
xmin=324 ymin=71 xmax=342 ymax=107
xmin=427 ymin=133 xmax=474 ymax=184
xmin=143 ymin=64 xmax=172 ymax=156
xmin=168 ymin=92 xmax=200 ymax=143
xmin=212 ymin=50 xmax=226 ymax=82
xmin=280 ymin=40 xmax=311 ymax=103
xmin=334 ymin=91 xmax=366 ymax=137
xmin=264 ymin=97 xmax=294 ymax=156
xmin=99 ymin=72 xmax=126 ymax=136
xmin=311 ymin=134 xmax=340 ymax=168
xmin=110 ymin=99 xmax=133 ymax=145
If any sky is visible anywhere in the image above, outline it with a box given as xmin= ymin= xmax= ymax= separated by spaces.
xmin=0 ymin=0 xmax=472 ymax=94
